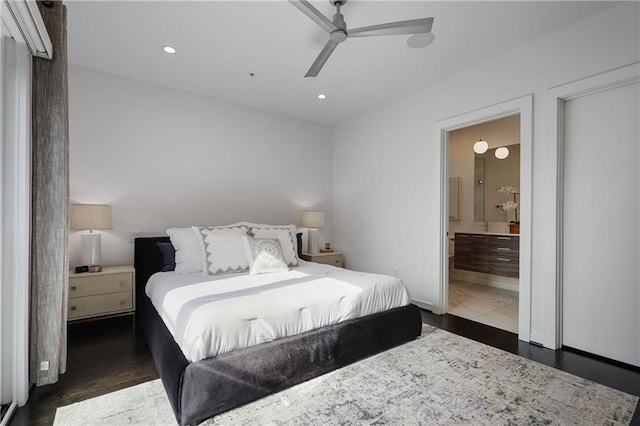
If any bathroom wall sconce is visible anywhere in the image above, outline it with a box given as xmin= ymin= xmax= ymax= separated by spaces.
xmin=495 ymin=147 xmax=510 ymax=159
xmin=473 ymin=139 xmax=488 ymax=154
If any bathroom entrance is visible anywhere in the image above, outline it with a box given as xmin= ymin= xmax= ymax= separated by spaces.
xmin=446 ymin=115 xmax=521 ymax=333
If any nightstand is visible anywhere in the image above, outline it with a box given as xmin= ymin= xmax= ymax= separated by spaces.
xmin=300 ymin=252 xmax=343 ymax=268
xmin=68 ymin=265 xmax=135 ymax=321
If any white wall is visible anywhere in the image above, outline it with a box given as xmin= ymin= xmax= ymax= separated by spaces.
xmin=332 ymin=3 xmax=639 ymax=341
xmin=69 ymin=65 xmax=333 ymax=267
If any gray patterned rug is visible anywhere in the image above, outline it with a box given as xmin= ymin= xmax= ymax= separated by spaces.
xmin=54 ymin=325 xmax=638 ymax=425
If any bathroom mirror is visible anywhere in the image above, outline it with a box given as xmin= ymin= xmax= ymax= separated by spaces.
xmin=473 ymin=144 xmax=520 ymax=222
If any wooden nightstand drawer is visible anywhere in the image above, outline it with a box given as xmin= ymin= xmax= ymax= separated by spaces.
xmin=300 ymin=252 xmax=343 ymax=267
xmin=69 ymin=273 xmax=132 ymax=297
xmin=321 ymin=254 xmax=343 ymax=267
xmin=68 ymin=291 xmax=133 ymax=320
xmin=68 ymin=265 xmax=135 ymax=321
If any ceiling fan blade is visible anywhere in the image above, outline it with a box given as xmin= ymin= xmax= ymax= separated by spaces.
xmin=289 ymin=0 xmax=338 ymax=34
xmin=305 ymin=40 xmax=339 ymax=77
xmin=348 ymin=17 xmax=434 ymax=38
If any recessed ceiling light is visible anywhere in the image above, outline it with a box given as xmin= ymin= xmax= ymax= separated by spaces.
xmin=162 ymin=45 xmax=177 ymax=54
xmin=407 ymin=32 xmax=435 ymax=49
xmin=317 ymin=94 xmax=327 ymax=100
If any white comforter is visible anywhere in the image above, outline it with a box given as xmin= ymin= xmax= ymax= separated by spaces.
xmin=146 ymin=260 xmax=409 ymax=362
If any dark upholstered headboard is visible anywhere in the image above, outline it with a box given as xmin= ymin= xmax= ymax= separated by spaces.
xmin=134 ymin=236 xmax=170 ymax=308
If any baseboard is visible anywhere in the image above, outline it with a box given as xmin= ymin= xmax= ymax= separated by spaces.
xmin=411 ymin=299 xmax=440 ymax=314
xmin=450 ymin=268 xmax=519 ymax=292
xmin=529 ymin=331 xmax=544 ymax=347
xmin=0 ymin=402 xmax=17 ymax=426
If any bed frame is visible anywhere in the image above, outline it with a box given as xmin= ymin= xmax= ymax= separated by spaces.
xmin=134 ymin=236 xmax=422 ymax=425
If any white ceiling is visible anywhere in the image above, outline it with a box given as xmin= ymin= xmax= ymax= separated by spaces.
xmin=66 ymin=1 xmax=620 ymax=125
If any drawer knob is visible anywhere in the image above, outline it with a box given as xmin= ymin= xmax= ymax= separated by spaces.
xmin=497 ymin=237 xmax=511 ymax=240
xmin=119 ymin=299 xmax=127 ymax=305
xmin=120 ymin=280 xmax=127 ymax=286
xmin=70 ymin=285 xmax=76 ymax=291
xmin=496 ymin=247 xmax=511 ymax=251
xmin=496 ymin=257 xmax=511 ymax=262
xmin=70 ymin=306 xmax=76 ymax=311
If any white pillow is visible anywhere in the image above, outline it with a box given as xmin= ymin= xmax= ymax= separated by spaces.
xmin=167 ymin=227 xmax=203 ymax=274
xmin=247 ymin=224 xmax=299 ymax=267
xmin=193 ymin=226 xmax=250 ymax=275
xmin=242 ymin=236 xmax=289 ymax=275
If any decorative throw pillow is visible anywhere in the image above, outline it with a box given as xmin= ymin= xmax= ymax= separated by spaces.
xmin=156 ymin=242 xmax=176 ymax=272
xmin=167 ymin=227 xmax=203 ymax=273
xmin=247 ymin=224 xmax=299 ymax=267
xmin=193 ymin=226 xmax=250 ymax=275
xmin=242 ymin=237 xmax=289 ymax=275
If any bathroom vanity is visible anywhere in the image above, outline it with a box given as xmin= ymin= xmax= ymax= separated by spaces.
xmin=454 ymin=232 xmax=519 ymax=278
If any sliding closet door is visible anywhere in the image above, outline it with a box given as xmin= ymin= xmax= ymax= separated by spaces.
xmin=562 ymin=81 xmax=639 ymax=366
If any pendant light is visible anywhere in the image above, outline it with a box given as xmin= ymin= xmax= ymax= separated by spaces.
xmin=473 ymin=138 xmax=488 ymax=154
xmin=495 ymin=146 xmax=509 ymax=159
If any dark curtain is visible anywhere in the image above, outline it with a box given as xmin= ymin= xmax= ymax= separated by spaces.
xmin=30 ymin=0 xmax=69 ymax=386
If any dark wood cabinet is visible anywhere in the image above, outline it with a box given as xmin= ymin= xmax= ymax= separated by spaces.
xmin=454 ymin=233 xmax=519 ymax=278
xmin=469 ymin=234 xmax=490 ymax=273
xmin=489 ymin=235 xmax=519 ymax=278
xmin=454 ymin=233 xmax=471 ymax=270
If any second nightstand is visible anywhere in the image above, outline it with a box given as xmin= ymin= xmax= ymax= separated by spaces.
xmin=300 ymin=252 xmax=343 ymax=268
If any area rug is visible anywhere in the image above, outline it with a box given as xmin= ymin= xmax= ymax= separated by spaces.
xmin=53 ymin=325 xmax=638 ymax=425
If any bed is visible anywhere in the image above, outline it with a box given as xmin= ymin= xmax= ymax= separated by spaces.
xmin=135 ymin=236 xmax=422 ymax=425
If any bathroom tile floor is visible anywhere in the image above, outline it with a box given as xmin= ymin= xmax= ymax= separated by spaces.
xmin=448 ymin=280 xmax=519 ymax=333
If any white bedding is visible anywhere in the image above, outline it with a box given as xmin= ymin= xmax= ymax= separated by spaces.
xmin=145 ymin=260 xmax=409 ymax=362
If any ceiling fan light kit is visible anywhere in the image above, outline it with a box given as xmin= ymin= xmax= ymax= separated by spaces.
xmin=407 ymin=32 xmax=435 ymax=49
xmin=289 ymin=0 xmax=435 ymax=77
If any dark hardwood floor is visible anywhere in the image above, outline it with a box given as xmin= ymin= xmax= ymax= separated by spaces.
xmin=9 ymin=310 xmax=640 ymax=425
xmin=9 ymin=316 xmax=158 ymax=426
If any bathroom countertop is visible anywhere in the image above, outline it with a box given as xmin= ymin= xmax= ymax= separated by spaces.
xmin=454 ymin=231 xmax=519 ymax=237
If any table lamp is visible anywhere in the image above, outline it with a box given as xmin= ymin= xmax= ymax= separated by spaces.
xmin=301 ymin=210 xmax=325 ymax=254
xmin=70 ymin=204 xmax=112 ymax=268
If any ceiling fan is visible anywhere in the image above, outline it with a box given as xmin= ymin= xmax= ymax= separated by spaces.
xmin=289 ymin=0 xmax=435 ymax=77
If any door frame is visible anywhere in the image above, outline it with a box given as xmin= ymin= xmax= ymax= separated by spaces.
xmin=543 ymin=62 xmax=640 ymax=349
xmin=436 ymin=95 xmax=533 ymax=342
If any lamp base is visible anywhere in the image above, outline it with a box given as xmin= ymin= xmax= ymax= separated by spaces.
xmin=308 ymin=228 xmax=319 ymax=254
xmin=80 ymin=232 xmax=102 ymax=266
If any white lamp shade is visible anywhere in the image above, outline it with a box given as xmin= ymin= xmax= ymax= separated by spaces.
xmin=301 ymin=210 xmax=325 ymax=228
xmin=70 ymin=204 xmax=112 ymax=231
xmin=495 ymin=147 xmax=510 ymax=159
xmin=473 ymin=140 xmax=488 ymax=154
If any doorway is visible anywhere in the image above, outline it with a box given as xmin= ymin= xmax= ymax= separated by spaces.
xmin=437 ymin=95 xmax=532 ymax=342
xmin=447 ymin=115 xmax=520 ymax=333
